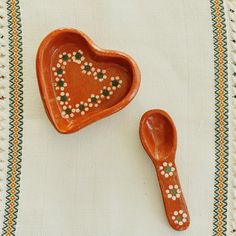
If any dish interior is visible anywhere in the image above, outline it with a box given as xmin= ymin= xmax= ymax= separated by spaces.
xmin=40 ymin=31 xmax=134 ymax=132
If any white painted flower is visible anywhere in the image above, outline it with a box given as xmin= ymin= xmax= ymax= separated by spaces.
xmin=87 ymin=94 xmax=101 ymax=107
xmin=72 ymin=50 xmax=85 ymax=64
xmin=75 ymin=101 xmax=89 ymax=115
xmin=172 ymin=210 xmax=188 ymax=226
xmin=52 ymin=66 xmax=65 ymax=77
xmin=55 ymin=78 xmax=67 ymax=91
xmin=58 ymin=52 xmax=72 ymax=65
xmin=166 ymin=185 xmax=181 ymax=200
xmin=93 ymin=69 xmax=107 ymax=81
xmin=100 ymin=86 xmax=113 ymax=100
xmin=81 ymin=62 xmax=95 ymax=75
xmin=110 ymin=76 xmax=122 ymax=90
xmin=61 ymin=105 xmax=75 ymax=119
xmin=159 ymin=162 xmax=175 ymax=178
xmin=56 ymin=92 xmax=70 ymax=105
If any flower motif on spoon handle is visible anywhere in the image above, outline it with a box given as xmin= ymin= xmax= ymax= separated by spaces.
xmin=155 ymin=161 xmax=190 ymax=231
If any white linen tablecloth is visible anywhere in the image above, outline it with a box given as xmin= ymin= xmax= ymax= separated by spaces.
xmin=1 ymin=0 xmax=235 ymax=235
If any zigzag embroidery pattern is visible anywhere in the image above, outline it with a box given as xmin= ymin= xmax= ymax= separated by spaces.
xmin=2 ymin=0 xmax=23 ymax=235
xmin=210 ymin=0 xmax=229 ymax=235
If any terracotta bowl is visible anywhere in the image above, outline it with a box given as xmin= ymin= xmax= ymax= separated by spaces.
xmin=36 ymin=28 xmax=140 ymax=133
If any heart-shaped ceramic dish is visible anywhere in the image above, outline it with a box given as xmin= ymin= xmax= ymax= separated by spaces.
xmin=36 ymin=28 xmax=141 ymax=133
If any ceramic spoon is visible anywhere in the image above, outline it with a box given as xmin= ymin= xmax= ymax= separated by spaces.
xmin=139 ymin=109 xmax=190 ymax=231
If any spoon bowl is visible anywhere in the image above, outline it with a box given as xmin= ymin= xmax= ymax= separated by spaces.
xmin=140 ymin=111 xmax=177 ymax=163
xmin=140 ymin=109 xmax=190 ymax=231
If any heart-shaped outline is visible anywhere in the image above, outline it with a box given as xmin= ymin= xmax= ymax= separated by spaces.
xmin=36 ymin=28 xmax=141 ymax=133
xmin=52 ymin=49 xmax=124 ymax=118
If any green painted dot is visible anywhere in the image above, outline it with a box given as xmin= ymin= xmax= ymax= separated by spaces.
xmin=176 ymin=216 xmax=182 ymax=222
xmin=65 ymin=108 xmax=72 ymax=115
xmin=112 ymin=80 xmax=119 ymax=87
xmin=91 ymin=97 xmax=97 ymax=103
xmin=102 ymin=89 xmax=109 ymax=96
xmin=57 ymin=68 xmax=63 ymax=75
xmin=170 ymin=189 xmax=177 ymax=195
xmin=79 ymin=104 xmax=85 ymax=111
xmin=62 ymin=54 xmax=69 ymax=61
xmin=60 ymin=95 xmax=67 ymax=102
xmin=75 ymin=52 xmax=82 ymax=60
xmin=84 ymin=65 xmax=91 ymax=72
xmin=57 ymin=80 xmax=64 ymax=87
xmin=97 ymin=72 xmax=104 ymax=79
xmin=165 ymin=167 xmax=171 ymax=173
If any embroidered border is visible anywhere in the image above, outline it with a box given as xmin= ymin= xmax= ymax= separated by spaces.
xmin=2 ymin=0 xmax=23 ymax=235
xmin=210 ymin=0 xmax=229 ymax=235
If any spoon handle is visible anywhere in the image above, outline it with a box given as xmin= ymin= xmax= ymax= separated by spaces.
xmin=155 ymin=161 xmax=190 ymax=231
